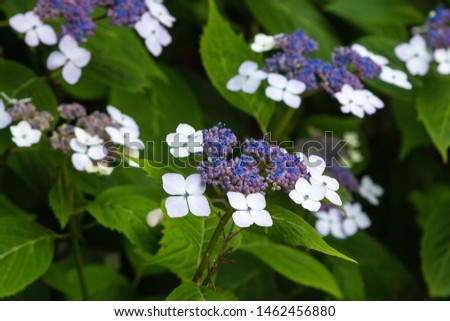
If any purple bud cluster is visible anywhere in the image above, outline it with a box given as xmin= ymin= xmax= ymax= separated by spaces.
xmin=197 ymin=125 xmax=309 ymax=195
xmin=263 ymin=30 xmax=382 ymax=94
xmin=51 ymin=103 xmax=118 ymax=153
xmin=35 ymin=0 xmax=158 ymax=42
xmin=426 ymin=6 xmax=450 ymax=49
xmin=77 ymin=111 xmax=117 ymax=139
xmin=50 ymin=123 xmax=75 ymax=154
xmin=7 ymin=102 xmax=54 ymax=130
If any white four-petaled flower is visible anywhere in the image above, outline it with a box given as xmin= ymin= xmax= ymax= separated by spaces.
xmin=434 ymin=48 xmax=450 ymax=75
xmin=227 ymin=61 xmax=267 ymax=94
xmin=314 ymin=208 xmax=346 ymax=239
xmin=166 ymin=123 xmax=203 ymax=158
xmin=70 ymin=127 xmax=106 ymax=172
xmin=289 ymin=178 xmax=326 ymax=212
xmin=310 ymin=174 xmax=342 ymax=206
xmin=395 ymin=35 xmax=432 ymax=76
xmin=0 ymin=99 xmax=12 ymax=129
xmin=250 ymin=33 xmax=278 ymax=53
xmin=227 ymin=192 xmax=272 ymax=228
xmin=163 ymin=173 xmax=210 ymax=217
xmin=358 ymin=175 xmax=384 ymax=206
xmin=10 ymin=120 xmax=41 ymax=147
xmin=335 ymin=85 xmax=383 ymax=118
xmin=265 ymin=73 xmax=306 ymax=108
xmin=135 ymin=12 xmax=171 ymax=57
xmin=47 ymin=35 xmax=91 ymax=85
xmin=351 ymin=44 xmax=389 ymax=66
xmin=379 ymin=66 xmax=413 ymax=90
xmin=341 ymin=202 xmax=371 ymax=236
xmin=9 ymin=11 xmax=57 ymax=47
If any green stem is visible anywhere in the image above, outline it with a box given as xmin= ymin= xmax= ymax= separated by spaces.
xmin=272 ymin=107 xmax=297 ymax=142
xmin=70 ymin=217 xmax=89 ymax=300
xmin=193 ymin=209 xmax=233 ymax=284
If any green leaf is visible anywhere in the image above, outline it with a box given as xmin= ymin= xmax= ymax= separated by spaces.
xmin=166 ymin=282 xmax=235 ymax=301
xmin=391 ymin=98 xmax=430 ymax=159
xmin=110 ymin=64 xmax=204 ymax=158
xmin=59 ymin=68 xmax=109 ymax=100
xmin=327 ymin=257 xmax=365 ymax=300
xmin=268 ymin=205 xmax=355 ymax=262
xmin=44 ymin=262 xmax=134 ymax=300
xmin=49 ymin=174 xmax=73 ymax=229
xmin=0 ymin=217 xmax=55 ymax=298
xmin=0 ymin=194 xmax=32 ymax=218
xmin=325 ymin=0 xmax=423 ymax=39
xmin=244 ymin=0 xmax=340 ymax=59
xmin=328 ymin=232 xmax=419 ymax=300
xmin=85 ymin=22 xmax=165 ymax=91
xmin=151 ymin=211 xmax=241 ymax=282
xmin=417 ymin=71 xmax=450 ymax=162
xmin=411 ymin=186 xmax=450 ymax=297
xmin=200 ymin=0 xmax=275 ymax=132
xmin=0 ymin=60 xmax=58 ymax=118
xmin=87 ymin=186 xmax=161 ymax=253
xmin=241 ymin=232 xmax=343 ymax=298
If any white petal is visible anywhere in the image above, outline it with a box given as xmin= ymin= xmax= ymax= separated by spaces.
xmin=59 ymin=35 xmax=79 ymax=57
xmin=71 ymin=153 xmax=91 ymax=171
xmin=316 ymin=220 xmax=331 ymax=236
xmin=9 ymin=14 xmax=32 ymax=33
xmin=62 ymin=61 xmax=82 ymax=85
xmin=309 ymin=184 xmax=327 ymax=201
xmin=239 ymin=61 xmax=258 ymax=76
xmin=437 ymin=63 xmax=450 ymax=75
xmin=162 ymin=173 xmax=186 ymax=195
xmin=71 ymin=48 xmax=91 ymax=68
xmin=47 ymin=51 xmax=67 ymax=70
xmin=0 ymin=111 xmax=12 ymax=129
xmin=410 ymin=35 xmax=427 ymax=52
xmin=36 ymin=24 xmax=57 ymax=45
xmin=227 ymin=192 xmax=248 ymax=210
xmin=176 ymin=123 xmax=195 ymax=136
xmin=406 ymin=57 xmax=429 ymax=76
xmin=185 ymin=173 xmax=206 ymax=195
xmin=146 ymin=208 xmax=164 ymax=227
xmin=25 ymin=30 xmax=39 ymax=47
xmin=302 ymin=200 xmax=321 ymax=212
xmin=355 ymin=213 xmax=371 ymax=229
xmin=267 ymin=73 xmax=287 ymax=88
xmin=105 ymin=127 xmax=123 ymax=144
xmin=433 ymin=49 xmax=448 ymax=63
xmin=69 ymin=138 xmax=87 ymax=153
xmin=226 ymin=75 xmax=246 ymax=92
xmin=74 ymin=127 xmax=103 ymax=145
xmin=349 ymin=104 xmax=365 ymax=118
xmin=26 ymin=128 xmax=41 ymax=144
xmin=87 ymin=145 xmax=106 ymax=160
xmin=242 ymin=77 xmax=262 ymax=94
xmin=395 ymin=43 xmax=414 ymax=62
xmin=265 ymin=86 xmax=284 ymax=101
xmin=12 ymin=137 xmax=31 ymax=147
xmin=169 ymin=147 xmax=189 ymax=158
xmin=330 ymin=222 xmax=347 ymax=239
xmin=251 ymin=210 xmax=273 ymax=227
xmin=165 ymin=196 xmax=189 ymax=218
xmin=326 ymin=190 xmax=343 ymax=206
xmin=187 ymin=195 xmax=210 ymax=217
xmin=252 ymin=70 xmax=268 ymax=80
xmin=145 ymin=36 xmax=162 ymax=56
xmin=289 ymin=189 xmax=305 ymax=204
xmin=283 ymin=91 xmax=301 ymax=108
xmin=322 ymin=175 xmax=339 ymax=191
xmin=232 ymin=211 xmax=253 ymax=228
xmin=308 ymin=155 xmax=326 ymax=176
xmin=342 ymin=219 xmax=358 ymax=236
xmin=286 ymin=79 xmax=306 ymax=94
xmin=25 ymin=12 xmax=41 ymax=26
xmin=155 ymin=25 xmax=172 ymax=46
xmin=135 ymin=14 xmax=152 ymax=38
xmin=294 ymin=178 xmax=311 ymax=193
xmin=246 ymin=193 xmax=266 ymax=211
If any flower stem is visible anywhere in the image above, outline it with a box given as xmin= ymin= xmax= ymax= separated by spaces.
xmin=193 ymin=209 xmax=233 ymax=284
xmin=70 ymin=217 xmax=89 ymax=300
xmin=272 ymin=107 xmax=297 ymax=142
